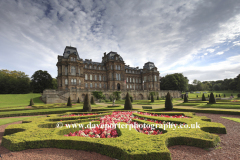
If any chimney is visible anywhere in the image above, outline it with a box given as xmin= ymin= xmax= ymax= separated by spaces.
xmin=90 ymin=59 xmax=92 ymax=62
xmin=104 ymin=52 xmax=106 ymax=56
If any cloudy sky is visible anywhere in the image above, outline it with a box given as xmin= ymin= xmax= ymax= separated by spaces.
xmin=0 ymin=0 xmax=240 ymax=83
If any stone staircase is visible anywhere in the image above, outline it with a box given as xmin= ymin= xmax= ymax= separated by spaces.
xmin=57 ymin=91 xmax=69 ymax=101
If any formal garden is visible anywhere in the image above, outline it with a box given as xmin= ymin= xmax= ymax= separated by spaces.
xmin=0 ymin=91 xmax=240 ymax=160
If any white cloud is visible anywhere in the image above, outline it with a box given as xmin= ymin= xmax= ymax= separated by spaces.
xmin=233 ymin=41 xmax=240 ymax=46
xmin=206 ymin=49 xmax=215 ymax=53
xmin=216 ymin=52 xmax=224 ymax=55
xmin=204 ymin=53 xmax=208 ymax=55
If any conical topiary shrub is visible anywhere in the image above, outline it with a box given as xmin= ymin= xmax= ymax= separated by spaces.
xmin=216 ymin=94 xmax=218 ymax=97
xmin=208 ymin=92 xmax=216 ymax=104
xmin=165 ymin=92 xmax=173 ymax=111
xmin=91 ymin=96 xmax=95 ymax=105
xmin=202 ymin=94 xmax=206 ymax=101
xmin=83 ymin=94 xmax=92 ymax=112
xmin=181 ymin=94 xmax=184 ymax=99
xmin=151 ymin=94 xmax=154 ymax=103
xmin=219 ymin=94 xmax=221 ymax=97
xmin=157 ymin=95 xmax=159 ymax=100
xmin=67 ymin=97 xmax=72 ymax=107
xmin=237 ymin=94 xmax=240 ymax=98
xmin=208 ymin=94 xmax=210 ymax=98
xmin=77 ymin=97 xmax=80 ymax=103
xmin=29 ymin=98 xmax=34 ymax=106
xmin=224 ymin=94 xmax=226 ymax=97
xmin=231 ymin=94 xmax=233 ymax=96
xmin=196 ymin=95 xmax=198 ymax=98
xmin=184 ymin=94 xmax=188 ymax=103
xmin=124 ymin=92 xmax=132 ymax=110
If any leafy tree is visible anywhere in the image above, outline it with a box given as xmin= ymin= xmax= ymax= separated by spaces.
xmin=157 ymin=95 xmax=159 ymax=100
xmin=30 ymin=70 xmax=53 ymax=93
xmin=92 ymin=91 xmax=105 ymax=100
xmin=91 ymin=96 xmax=95 ymax=105
xmin=67 ymin=97 xmax=72 ymax=107
xmin=124 ymin=92 xmax=132 ymax=110
xmin=202 ymin=94 xmax=206 ymax=101
xmin=83 ymin=94 xmax=92 ymax=112
xmin=29 ymin=98 xmax=34 ymax=106
xmin=113 ymin=91 xmax=121 ymax=100
xmin=209 ymin=92 xmax=216 ymax=104
xmin=184 ymin=94 xmax=188 ymax=103
xmin=52 ymin=78 xmax=58 ymax=90
xmin=151 ymin=94 xmax=154 ymax=103
xmin=165 ymin=92 xmax=173 ymax=111
xmin=0 ymin=69 xmax=31 ymax=94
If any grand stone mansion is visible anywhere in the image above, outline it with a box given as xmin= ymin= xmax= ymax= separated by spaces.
xmin=42 ymin=46 xmax=181 ymax=103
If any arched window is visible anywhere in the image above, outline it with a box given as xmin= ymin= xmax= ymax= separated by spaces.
xmin=65 ymin=79 xmax=68 ymax=85
xmin=85 ymin=74 xmax=88 ymax=80
xmin=90 ymin=74 xmax=92 ymax=80
xmin=89 ymin=65 xmax=92 ymax=69
xmin=126 ymin=70 xmax=128 ymax=73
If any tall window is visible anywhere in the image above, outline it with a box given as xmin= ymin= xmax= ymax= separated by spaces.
xmin=127 ymin=84 xmax=129 ymax=89
xmin=78 ymin=68 xmax=80 ymax=75
xmin=65 ymin=79 xmax=68 ymax=85
xmin=65 ymin=66 xmax=68 ymax=75
xmin=116 ymin=73 xmax=118 ymax=80
xmin=136 ymin=78 xmax=138 ymax=83
xmin=118 ymin=65 xmax=120 ymax=70
xmin=116 ymin=65 xmax=118 ymax=70
xmin=127 ymin=77 xmax=128 ymax=82
xmin=130 ymin=85 xmax=132 ymax=89
xmin=89 ymin=65 xmax=92 ymax=69
xmin=104 ymin=84 xmax=106 ymax=88
xmin=99 ymin=83 xmax=102 ymax=88
xmin=112 ymin=73 xmax=113 ymax=80
xmin=94 ymin=66 xmax=96 ymax=69
xmin=71 ymin=66 xmax=76 ymax=75
xmin=155 ymin=75 xmax=157 ymax=81
xmin=85 ymin=74 xmax=88 ymax=80
xmin=95 ymin=83 xmax=97 ymax=88
xmin=79 ymin=80 xmax=81 ymax=85
xmin=103 ymin=76 xmax=105 ymax=81
xmin=144 ymin=76 xmax=147 ymax=82
xmin=71 ymin=57 xmax=73 ymax=61
xmin=130 ymin=78 xmax=132 ymax=82
xmin=129 ymin=70 xmax=131 ymax=73
xmin=133 ymin=70 xmax=134 ymax=73
xmin=111 ymin=65 xmax=113 ymax=70
xmin=85 ymin=65 xmax=87 ymax=68
xmin=99 ymin=66 xmax=101 ymax=70
xmin=90 ymin=83 xmax=92 ymax=88
xmin=126 ymin=70 xmax=128 ymax=73
xmin=99 ymin=75 xmax=101 ymax=81
xmin=90 ymin=74 xmax=92 ymax=80
xmin=119 ymin=74 xmax=121 ymax=81
xmin=85 ymin=83 xmax=88 ymax=88
xmin=133 ymin=78 xmax=135 ymax=83
xmin=95 ymin=75 xmax=97 ymax=80
xmin=71 ymin=79 xmax=73 ymax=85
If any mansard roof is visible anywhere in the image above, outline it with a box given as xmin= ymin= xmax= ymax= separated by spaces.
xmin=143 ymin=62 xmax=156 ymax=70
xmin=107 ymin=51 xmax=123 ymax=61
xmin=63 ymin=46 xmax=80 ymax=60
xmin=83 ymin=59 xmax=104 ymax=66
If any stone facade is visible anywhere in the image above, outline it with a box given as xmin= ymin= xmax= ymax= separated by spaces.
xmin=42 ymin=46 xmax=181 ymax=104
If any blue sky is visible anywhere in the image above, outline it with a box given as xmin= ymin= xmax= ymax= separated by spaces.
xmin=0 ymin=0 xmax=240 ymax=84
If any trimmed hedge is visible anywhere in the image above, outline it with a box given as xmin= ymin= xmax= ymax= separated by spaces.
xmin=2 ymin=110 xmax=225 ymax=160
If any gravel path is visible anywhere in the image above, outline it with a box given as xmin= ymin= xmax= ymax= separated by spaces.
xmin=0 ymin=113 xmax=240 ymax=160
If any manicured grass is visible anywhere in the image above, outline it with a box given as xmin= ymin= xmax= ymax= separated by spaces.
xmin=0 ymin=93 xmax=44 ymax=108
xmin=221 ymin=117 xmax=240 ymax=123
xmin=105 ymin=100 xmax=166 ymax=105
xmin=182 ymin=90 xmax=240 ymax=99
xmin=196 ymin=104 xmax=240 ymax=109
xmin=0 ymin=116 xmax=45 ymax=126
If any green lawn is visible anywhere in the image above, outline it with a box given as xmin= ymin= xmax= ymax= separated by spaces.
xmin=0 ymin=116 xmax=45 ymax=126
xmin=221 ymin=117 xmax=240 ymax=123
xmin=105 ymin=100 xmax=166 ymax=105
xmin=182 ymin=90 xmax=240 ymax=99
xmin=0 ymin=93 xmax=44 ymax=108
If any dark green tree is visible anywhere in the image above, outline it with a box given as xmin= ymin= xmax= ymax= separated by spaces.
xmin=224 ymin=94 xmax=226 ymax=97
xmin=92 ymin=91 xmax=105 ymax=100
xmin=148 ymin=95 xmax=150 ymax=100
xmin=124 ymin=92 xmax=132 ymax=110
xmin=209 ymin=92 xmax=216 ymax=104
xmin=216 ymin=94 xmax=218 ymax=97
xmin=91 ymin=96 xmax=95 ymax=105
xmin=130 ymin=97 xmax=133 ymax=102
xmin=151 ymin=94 xmax=154 ymax=103
xmin=30 ymin=70 xmax=53 ymax=93
xmin=67 ymin=97 xmax=72 ymax=107
xmin=29 ymin=98 xmax=34 ymax=106
xmin=83 ymin=94 xmax=92 ymax=112
xmin=165 ymin=92 xmax=173 ymax=111
xmin=202 ymin=94 xmax=206 ymax=101
xmin=196 ymin=95 xmax=198 ymax=98
xmin=208 ymin=94 xmax=210 ymax=98
xmin=52 ymin=78 xmax=58 ymax=89
xmin=157 ymin=95 xmax=159 ymax=100
xmin=77 ymin=97 xmax=80 ymax=103
xmin=184 ymin=94 xmax=188 ymax=103
xmin=219 ymin=94 xmax=221 ymax=97
xmin=113 ymin=91 xmax=121 ymax=100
